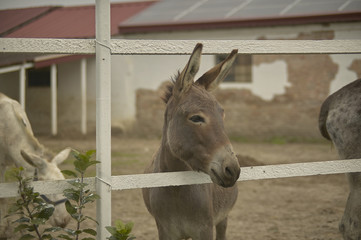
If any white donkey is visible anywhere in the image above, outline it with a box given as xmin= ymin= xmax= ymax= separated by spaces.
xmin=0 ymin=92 xmax=71 ymax=228
xmin=319 ymin=78 xmax=361 ymax=240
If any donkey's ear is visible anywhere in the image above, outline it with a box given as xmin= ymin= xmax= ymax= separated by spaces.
xmin=20 ymin=150 xmax=47 ymax=169
xmin=196 ymin=49 xmax=238 ymax=91
xmin=174 ymin=43 xmax=203 ymax=98
xmin=52 ymin=148 xmax=71 ymax=166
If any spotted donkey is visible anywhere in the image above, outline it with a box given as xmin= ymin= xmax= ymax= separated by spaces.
xmin=319 ymin=78 xmax=361 ymax=240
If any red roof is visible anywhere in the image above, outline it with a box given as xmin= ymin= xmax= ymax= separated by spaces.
xmin=0 ymin=6 xmax=57 ymax=36
xmin=4 ymin=1 xmax=155 ymax=38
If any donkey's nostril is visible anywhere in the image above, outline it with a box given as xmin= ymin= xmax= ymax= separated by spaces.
xmin=225 ymin=167 xmax=233 ymax=177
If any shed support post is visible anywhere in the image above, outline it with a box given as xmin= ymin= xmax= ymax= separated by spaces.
xmin=19 ymin=63 xmax=26 ymax=110
xmin=95 ymin=0 xmax=112 ymax=239
xmin=50 ymin=64 xmax=57 ymax=136
xmin=81 ymin=58 xmax=87 ymax=135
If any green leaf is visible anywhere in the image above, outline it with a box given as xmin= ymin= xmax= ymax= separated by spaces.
xmin=44 ymin=227 xmax=62 ymax=233
xmin=63 ymin=189 xmax=80 ymax=202
xmin=61 ymin=170 xmax=78 ymax=178
xmin=37 ymin=205 xmax=55 ymax=219
xmin=62 ymin=228 xmax=77 ymax=236
xmin=14 ymin=216 xmax=30 ymax=223
xmin=33 ymin=197 xmax=45 ymax=205
xmin=63 ymin=193 xmax=79 ymax=203
xmin=74 ymin=160 xmax=85 ymax=173
xmin=82 ymin=238 xmax=96 ymax=240
xmin=105 ymin=226 xmax=118 ymax=235
xmin=71 ymin=213 xmax=84 ymax=222
xmin=65 ymin=200 xmax=77 ymax=215
xmin=31 ymin=218 xmax=47 ymax=225
xmin=83 ymin=193 xmax=100 ymax=204
xmin=115 ymin=220 xmax=125 ymax=231
xmin=124 ymin=222 xmax=134 ymax=233
xmin=41 ymin=234 xmax=53 ymax=239
xmin=67 ymin=180 xmax=88 ymax=189
xmin=83 ymin=228 xmax=97 ymax=236
xmin=57 ymin=234 xmax=73 ymax=240
xmin=19 ymin=234 xmax=35 ymax=240
xmin=7 ymin=204 xmax=22 ymax=214
xmin=86 ymin=149 xmax=96 ymax=157
xmin=85 ymin=216 xmax=99 ymax=225
xmin=14 ymin=223 xmax=30 ymax=232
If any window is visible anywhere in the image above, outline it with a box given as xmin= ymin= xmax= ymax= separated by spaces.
xmin=27 ymin=67 xmax=51 ymax=87
xmin=216 ymin=54 xmax=252 ymax=83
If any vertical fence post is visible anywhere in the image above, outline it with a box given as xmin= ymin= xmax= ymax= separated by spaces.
xmin=50 ymin=63 xmax=57 ymax=136
xmin=95 ymin=0 xmax=112 ymax=239
xmin=19 ymin=63 xmax=26 ymax=110
xmin=80 ymin=58 xmax=87 ymax=135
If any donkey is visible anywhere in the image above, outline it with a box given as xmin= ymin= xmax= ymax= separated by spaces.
xmin=143 ymin=43 xmax=240 ymax=240
xmin=0 ymin=92 xmax=71 ymax=228
xmin=319 ymin=78 xmax=361 ymax=240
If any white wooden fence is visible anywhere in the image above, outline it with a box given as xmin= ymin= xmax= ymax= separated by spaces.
xmin=1 ymin=0 xmax=361 ymax=239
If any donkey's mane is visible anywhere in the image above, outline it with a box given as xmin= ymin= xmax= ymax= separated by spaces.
xmin=162 ymin=72 xmax=179 ymax=104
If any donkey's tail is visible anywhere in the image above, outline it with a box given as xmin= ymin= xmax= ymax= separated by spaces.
xmin=318 ymin=97 xmax=332 ymax=141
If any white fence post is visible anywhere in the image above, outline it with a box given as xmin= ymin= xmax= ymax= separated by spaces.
xmin=95 ymin=0 xmax=112 ymax=239
xmin=50 ymin=63 xmax=57 ymax=136
xmin=81 ymin=58 xmax=87 ymax=135
xmin=19 ymin=63 xmax=26 ymax=110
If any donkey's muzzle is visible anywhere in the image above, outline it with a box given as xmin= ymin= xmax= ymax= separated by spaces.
xmin=209 ymin=146 xmax=240 ymax=188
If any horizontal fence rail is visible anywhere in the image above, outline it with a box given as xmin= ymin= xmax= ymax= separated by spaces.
xmin=1 ymin=159 xmax=360 ymax=198
xmin=1 ymin=38 xmax=361 ymax=55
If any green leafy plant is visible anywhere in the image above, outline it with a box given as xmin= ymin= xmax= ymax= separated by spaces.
xmin=106 ymin=220 xmax=136 ymax=240
xmin=5 ymin=167 xmax=59 ymax=240
xmin=5 ymin=150 xmax=136 ymax=240
xmin=60 ymin=150 xmax=100 ymax=240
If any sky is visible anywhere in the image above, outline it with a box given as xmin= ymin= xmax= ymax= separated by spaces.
xmin=0 ymin=0 xmax=142 ymax=10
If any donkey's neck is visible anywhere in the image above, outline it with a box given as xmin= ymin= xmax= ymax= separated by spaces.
xmin=158 ymin=139 xmax=192 ymax=172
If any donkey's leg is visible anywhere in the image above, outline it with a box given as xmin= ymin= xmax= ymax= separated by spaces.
xmin=0 ymin=165 xmax=6 ymax=222
xmin=0 ymin=164 xmax=8 ymax=238
xmin=215 ymin=218 xmax=228 ymax=240
xmin=155 ymin=220 xmax=180 ymax=240
xmin=189 ymin=227 xmax=212 ymax=240
xmin=339 ymin=172 xmax=361 ymax=240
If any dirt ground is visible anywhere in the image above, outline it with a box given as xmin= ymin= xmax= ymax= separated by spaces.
xmin=4 ymin=136 xmax=348 ymax=240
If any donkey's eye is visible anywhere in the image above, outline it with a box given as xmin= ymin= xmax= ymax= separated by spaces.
xmin=189 ymin=115 xmax=205 ymax=123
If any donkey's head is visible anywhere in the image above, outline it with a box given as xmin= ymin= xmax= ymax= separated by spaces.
xmin=163 ymin=43 xmax=240 ymax=187
xmin=21 ymin=148 xmax=72 ymax=228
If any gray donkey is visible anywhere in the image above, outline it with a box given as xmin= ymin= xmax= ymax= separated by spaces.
xmin=319 ymin=78 xmax=361 ymax=240
xmin=143 ymin=43 xmax=240 ymax=240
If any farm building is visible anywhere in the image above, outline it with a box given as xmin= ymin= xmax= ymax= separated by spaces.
xmin=0 ymin=0 xmax=361 ymax=140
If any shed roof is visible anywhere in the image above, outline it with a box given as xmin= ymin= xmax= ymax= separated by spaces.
xmin=0 ymin=6 xmax=57 ymax=36
xmin=0 ymin=1 xmax=155 ymax=67
xmin=119 ymin=0 xmax=361 ymax=33
xmin=4 ymin=1 xmax=155 ymax=38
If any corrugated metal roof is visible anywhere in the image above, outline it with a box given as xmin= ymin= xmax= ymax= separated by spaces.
xmin=4 ymin=1 xmax=155 ymax=38
xmin=119 ymin=0 xmax=361 ymax=33
xmin=0 ymin=6 xmax=57 ymax=36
